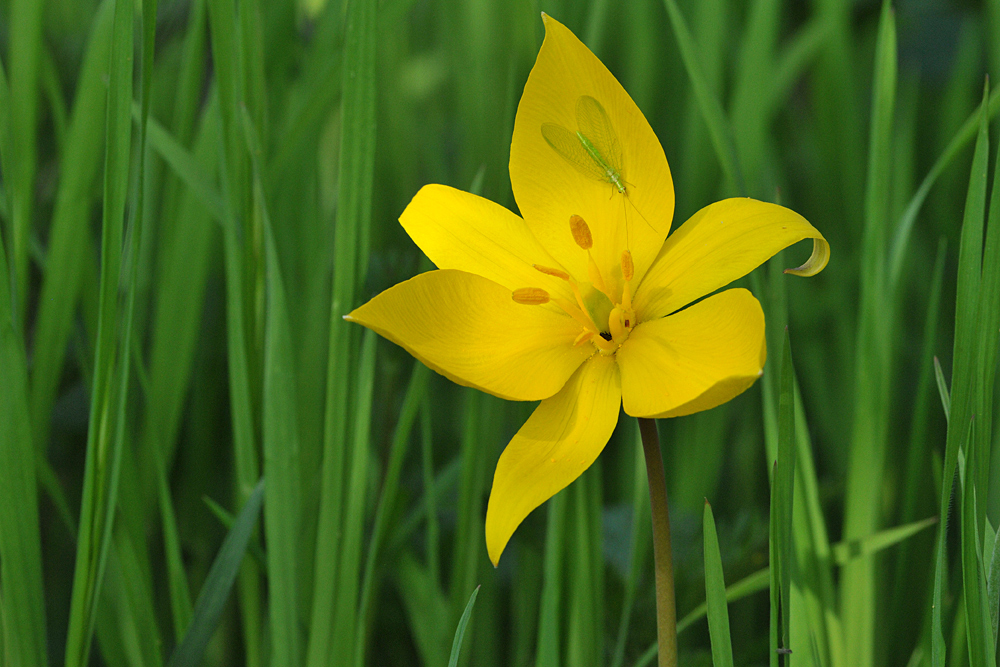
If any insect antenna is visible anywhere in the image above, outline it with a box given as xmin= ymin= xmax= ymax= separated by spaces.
xmin=620 ymin=178 xmax=656 ymax=233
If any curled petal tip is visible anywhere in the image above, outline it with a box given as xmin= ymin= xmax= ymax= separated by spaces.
xmin=342 ymin=314 xmax=354 ymax=321
xmin=784 ymin=237 xmax=831 ymax=277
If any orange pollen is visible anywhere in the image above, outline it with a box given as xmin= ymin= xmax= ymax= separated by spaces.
xmin=569 ymin=215 xmax=593 ymax=249
xmin=533 ymin=264 xmax=571 ymax=281
xmin=511 ymin=287 xmax=550 ymax=305
xmin=621 ymin=250 xmax=634 ymax=281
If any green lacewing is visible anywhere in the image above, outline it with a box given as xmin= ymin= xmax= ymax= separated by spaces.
xmin=541 ymin=95 xmax=653 ymax=232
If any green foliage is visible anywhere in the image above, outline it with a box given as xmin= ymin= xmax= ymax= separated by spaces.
xmin=3 ymin=0 xmax=1000 ymax=664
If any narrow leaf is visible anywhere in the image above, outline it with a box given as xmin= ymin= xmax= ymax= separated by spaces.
xmin=0 ymin=201 xmax=47 ymax=667
xmin=677 ymin=568 xmax=770 ymax=635
xmin=703 ymin=501 xmax=735 ymax=667
xmin=661 ymin=0 xmax=745 ymax=194
xmin=448 ymin=586 xmax=481 ymax=667
xmin=832 ymin=517 xmax=939 ymax=564
xmin=168 ymin=478 xmax=265 ymax=667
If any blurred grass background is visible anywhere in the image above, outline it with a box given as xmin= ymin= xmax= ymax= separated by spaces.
xmin=1 ymin=0 xmax=999 ymax=665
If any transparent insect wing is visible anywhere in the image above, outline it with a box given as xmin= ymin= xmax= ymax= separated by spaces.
xmin=575 ymin=95 xmax=624 ymax=182
xmin=541 ymin=121 xmax=610 ymax=182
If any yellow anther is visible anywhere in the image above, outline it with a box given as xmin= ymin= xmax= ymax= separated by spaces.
xmin=621 ymin=250 xmax=634 ymax=281
xmin=573 ymin=330 xmax=595 ymax=347
xmin=511 ymin=287 xmax=550 ymax=305
xmin=569 ymin=215 xmax=593 ymax=250
xmin=533 ymin=264 xmax=571 ymax=281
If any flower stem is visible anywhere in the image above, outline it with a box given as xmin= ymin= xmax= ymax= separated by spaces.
xmin=638 ymin=417 xmax=678 ymax=667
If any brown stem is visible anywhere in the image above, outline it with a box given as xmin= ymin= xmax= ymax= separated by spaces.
xmin=638 ymin=417 xmax=678 ymax=667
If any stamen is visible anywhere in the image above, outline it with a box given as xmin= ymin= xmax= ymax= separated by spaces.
xmin=552 ymin=297 xmax=596 ymax=330
xmin=588 ymin=254 xmax=609 ymax=296
xmin=573 ymin=330 xmax=595 ymax=347
xmin=621 ymin=250 xmax=634 ymax=281
xmin=533 ymin=264 xmax=571 ymax=281
xmin=565 ymin=281 xmax=591 ymax=322
xmin=511 ymin=287 xmax=550 ymax=305
xmin=621 ymin=278 xmax=632 ymax=312
xmin=569 ymin=215 xmax=593 ymax=250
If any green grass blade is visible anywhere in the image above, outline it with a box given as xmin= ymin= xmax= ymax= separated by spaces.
xmin=108 ymin=525 xmax=163 ymax=666
xmin=770 ymin=17 xmax=829 ymax=115
xmin=975 ymin=93 xmax=1000 ymax=524
xmin=954 ymin=80 xmax=991 ymax=664
xmin=143 ymin=112 xmax=225 ymax=222
xmin=677 ymin=568 xmax=770 ymax=635
xmin=0 ymin=49 xmax=12 ymax=199
xmin=308 ymin=0 xmax=376 ymax=660
xmin=269 ymin=0 xmax=344 ymax=183
xmin=888 ymin=86 xmax=1000 ymax=292
xmin=449 ymin=392 xmax=490 ymax=639
xmin=448 ymin=586 xmax=482 ymax=667
xmin=703 ymin=501 xmax=735 ymax=667
xmin=988 ymin=518 xmax=1000 ymax=645
xmin=934 ymin=357 xmax=951 ymax=420
xmin=260 ymin=150 xmax=304 ymax=667
xmin=661 ymin=0 xmax=745 ymax=195
xmin=611 ymin=426 xmax=651 ymax=667
xmin=536 ymin=490 xmax=568 ymax=667
xmin=421 ymin=397 xmax=442 ymax=590
xmin=354 ymin=361 xmax=431 ymax=665
xmin=63 ymin=0 xmax=134 ymax=659
xmin=330 ymin=328 xmax=379 ymax=665
xmin=729 ymin=0 xmax=777 ymax=198
xmin=892 ymin=239 xmax=948 ymax=626
xmin=790 ymin=377 xmax=840 ymax=667
xmin=29 ymin=0 xmax=112 ymax=454
xmin=775 ymin=328 xmax=795 ymax=658
xmin=204 ymin=2 xmax=263 ymax=657
xmin=931 ymin=80 xmax=993 ymax=667
xmin=395 ymin=553 xmax=450 ymax=666
xmin=0 ymin=202 xmax=47 ymax=667
xmin=840 ymin=6 xmax=896 ymax=665
xmin=156 ymin=452 xmax=193 ymax=643
xmin=961 ymin=420 xmax=995 ymax=666
xmin=6 ymin=0 xmax=45 ymax=324
xmin=142 ymin=102 xmax=221 ymax=474
xmin=168 ymin=478 xmax=265 ymax=667
xmin=832 ymin=517 xmax=939 ymax=565
xmin=205 ymin=0 xmax=259 ymax=522
xmin=566 ymin=473 xmax=600 ymax=667
xmin=769 ymin=464 xmax=779 ymax=667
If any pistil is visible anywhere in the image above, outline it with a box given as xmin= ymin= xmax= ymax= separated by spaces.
xmin=514 ymin=216 xmax=637 ymax=356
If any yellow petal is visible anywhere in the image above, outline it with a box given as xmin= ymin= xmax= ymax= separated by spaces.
xmin=485 ymin=354 xmax=621 ymax=565
xmin=346 ymin=270 xmax=592 ymax=401
xmin=618 ymin=289 xmax=766 ymax=418
xmin=509 ymin=14 xmax=674 ymax=296
xmin=633 ymin=198 xmax=829 ymax=321
xmin=399 ymin=184 xmax=574 ymax=302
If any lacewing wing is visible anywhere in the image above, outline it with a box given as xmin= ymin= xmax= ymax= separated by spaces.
xmin=541 ymin=95 xmax=653 ymax=234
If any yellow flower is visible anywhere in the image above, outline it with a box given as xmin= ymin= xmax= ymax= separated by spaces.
xmin=346 ymin=14 xmax=829 ymax=566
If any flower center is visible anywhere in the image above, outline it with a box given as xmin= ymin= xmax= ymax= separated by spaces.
xmin=511 ymin=215 xmax=636 ymax=356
